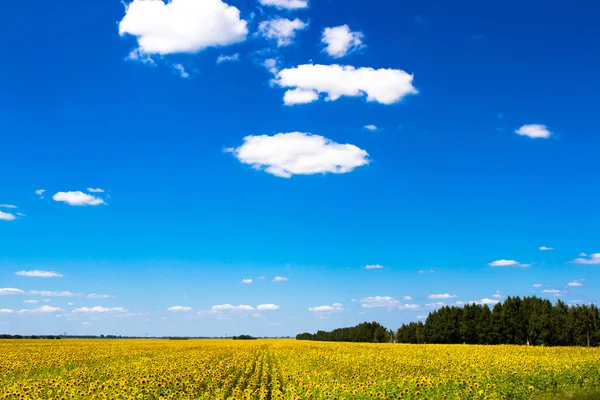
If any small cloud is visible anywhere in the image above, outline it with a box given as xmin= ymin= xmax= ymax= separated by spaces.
xmin=35 ymin=189 xmax=46 ymax=198
xmin=488 ymin=259 xmax=529 ymax=268
xmin=16 ymin=213 xmax=26 ymax=217
xmin=29 ymin=290 xmax=78 ymax=297
xmin=418 ymin=269 xmax=435 ymax=274
xmin=0 ymin=288 xmax=25 ymax=296
xmin=259 ymin=276 xmax=266 ymax=280
xmin=263 ymin=57 xmax=281 ymax=75
xmin=0 ymin=211 xmax=16 ymax=221
xmin=321 ymin=25 xmax=364 ymax=58
xmin=53 ymin=191 xmax=105 ymax=206
xmin=72 ymin=306 xmax=127 ymax=314
xmin=515 ymin=124 xmax=552 ymax=139
xmin=258 ymin=18 xmax=308 ymax=47
xmin=352 ymin=296 xmax=399 ymax=309
xmin=403 ymin=296 xmax=412 ymax=301
xmin=258 ymin=0 xmax=308 ymax=10
xmin=272 ymin=276 xmax=288 ymax=282
xmin=533 ymin=283 xmax=542 ymax=288
xmin=172 ymin=63 xmax=190 ymax=78
xmin=364 ymin=264 xmax=383 ymax=270
xmin=567 ymin=280 xmax=583 ymax=287
xmin=539 ymin=246 xmax=553 ymax=251
xmin=492 ymin=293 xmax=503 ymax=299
xmin=363 ymin=125 xmax=378 ymax=131
xmin=18 ymin=305 xmax=62 ymax=314
xmin=0 ymin=204 xmax=17 ymax=209
xmin=168 ymin=306 xmax=193 ymax=312
xmin=211 ymin=304 xmax=254 ymax=312
xmin=570 ymin=253 xmax=600 ymax=265
xmin=15 ymin=270 xmax=63 ymax=278
xmin=242 ymin=279 xmax=253 ymax=284
xmin=257 ymin=304 xmax=280 ymax=311
xmin=543 ymin=289 xmax=561 ymax=295
xmin=283 ymin=88 xmax=319 ymax=105
xmin=67 ymin=302 xmax=74 ymax=306
xmin=309 ymin=303 xmax=344 ymax=313
xmin=426 ymin=302 xmax=446 ymax=308
xmin=86 ymin=188 xmax=104 ymax=193
xmin=217 ymin=53 xmax=240 ymax=64
xmin=24 ymin=300 xmax=38 ymax=304
xmin=428 ymin=293 xmax=457 ymax=299
xmin=0 ymin=309 xmax=15 ymax=314
xmin=474 ymin=298 xmax=499 ymax=306
xmin=417 ymin=315 xmax=426 ymax=319
xmin=86 ymin=294 xmax=112 ymax=299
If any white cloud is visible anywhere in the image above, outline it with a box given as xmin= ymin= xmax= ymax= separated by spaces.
xmin=570 ymin=253 xmax=600 ymax=265
xmin=567 ymin=280 xmax=583 ymax=287
xmin=86 ymin=294 xmax=112 ymax=299
xmin=0 ymin=288 xmax=25 ymax=296
xmin=539 ymin=246 xmax=553 ymax=251
xmin=53 ymin=191 xmax=105 ymax=206
xmin=24 ymin=300 xmax=38 ymax=304
xmin=228 ymin=132 xmax=369 ymax=178
xmin=258 ymin=18 xmax=307 ymax=47
xmin=18 ymin=305 xmax=62 ymax=314
xmin=119 ymin=0 xmax=248 ymax=55
xmin=274 ymin=64 xmax=417 ymax=105
xmin=217 ymin=53 xmax=240 ymax=64
xmin=515 ymin=124 xmax=552 ymax=139
xmin=211 ymin=304 xmax=254 ymax=312
xmin=533 ymin=283 xmax=542 ymax=288
xmin=16 ymin=213 xmax=26 ymax=217
xmin=418 ymin=269 xmax=435 ymax=274
xmin=322 ymin=25 xmax=364 ymax=58
xmin=352 ymin=296 xmax=399 ymax=309
xmin=0 ymin=211 xmax=16 ymax=221
xmin=283 ymin=88 xmax=319 ymax=105
xmin=492 ymin=293 xmax=503 ymax=299
xmin=428 ymin=293 xmax=457 ymax=299
xmin=0 ymin=309 xmax=14 ymax=314
xmin=488 ymin=259 xmax=530 ymax=268
xmin=426 ymin=302 xmax=446 ymax=308
xmin=272 ymin=276 xmax=289 ymax=282
xmin=172 ymin=63 xmax=190 ymax=78
xmin=257 ymin=304 xmax=280 ymax=311
xmin=403 ymin=296 xmax=412 ymax=301
xmin=474 ymin=298 xmax=499 ymax=306
xmin=364 ymin=264 xmax=383 ymax=270
xmin=242 ymin=279 xmax=253 ymax=284
xmin=543 ymin=289 xmax=561 ymax=294
xmin=258 ymin=0 xmax=308 ymax=10
xmin=364 ymin=125 xmax=378 ymax=131
xmin=72 ymin=306 xmax=127 ymax=314
xmin=15 ymin=270 xmax=63 ymax=278
xmin=87 ymin=188 xmax=105 ymax=193
xmin=35 ymin=189 xmax=46 ymax=197
xmin=308 ymin=303 xmax=344 ymax=313
xmin=400 ymin=304 xmax=421 ymax=310
xmin=29 ymin=291 xmax=78 ymax=297
xmin=67 ymin=302 xmax=74 ymax=306
xmin=168 ymin=306 xmax=193 ymax=312
xmin=263 ymin=58 xmax=281 ymax=75
xmin=0 ymin=204 xmax=17 ymax=209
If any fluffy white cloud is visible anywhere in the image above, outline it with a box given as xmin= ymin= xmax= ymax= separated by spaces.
xmin=272 ymin=276 xmax=289 ymax=282
xmin=0 ymin=204 xmax=17 ymax=209
xmin=364 ymin=264 xmax=383 ymax=270
xmin=217 ymin=53 xmax=240 ymax=64
xmin=474 ymin=298 xmax=499 ymax=306
xmin=87 ymin=188 xmax=104 ymax=193
xmin=364 ymin=125 xmax=378 ymax=131
xmin=492 ymin=293 xmax=503 ymax=299
xmin=0 ymin=309 xmax=14 ymax=314
xmin=53 ymin=191 xmax=105 ymax=206
xmin=570 ymin=253 xmax=600 ymax=265
xmin=322 ymin=25 xmax=364 ymax=58
xmin=488 ymin=259 xmax=530 ymax=268
xmin=15 ymin=270 xmax=63 ymax=278
xmin=309 ymin=303 xmax=344 ymax=313
xmin=258 ymin=0 xmax=308 ymax=10
xmin=403 ymin=296 xmax=412 ymax=301
xmin=29 ymin=291 xmax=78 ymax=297
xmin=86 ymin=294 xmax=112 ymax=299
xmin=539 ymin=246 xmax=553 ymax=251
xmin=283 ymin=88 xmax=319 ymax=105
xmin=0 ymin=211 xmax=16 ymax=221
xmin=35 ymin=189 xmax=46 ymax=197
xmin=567 ymin=280 xmax=583 ymax=287
xmin=228 ymin=132 xmax=369 ymax=178
xmin=258 ymin=18 xmax=307 ymax=47
xmin=274 ymin=64 xmax=417 ymax=105
xmin=24 ymin=300 xmax=39 ymax=304
xmin=263 ymin=58 xmax=281 ymax=75
xmin=0 ymin=288 xmax=25 ymax=296
xmin=72 ymin=306 xmax=127 ymax=314
xmin=428 ymin=293 xmax=457 ymax=299
xmin=242 ymin=278 xmax=253 ymax=284
xmin=211 ymin=304 xmax=254 ymax=312
xmin=168 ymin=306 xmax=193 ymax=312
xmin=257 ymin=304 xmax=280 ymax=311
xmin=18 ymin=305 xmax=62 ymax=314
xmin=543 ymin=289 xmax=561 ymax=295
xmin=352 ymin=296 xmax=399 ymax=309
xmin=119 ymin=0 xmax=248 ymax=55
xmin=515 ymin=124 xmax=552 ymax=139
xmin=172 ymin=63 xmax=190 ymax=78
xmin=533 ymin=283 xmax=542 ymax=288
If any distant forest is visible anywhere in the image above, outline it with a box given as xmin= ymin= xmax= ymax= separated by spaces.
xmin=297 ymin=296 xmax=600 ymax=346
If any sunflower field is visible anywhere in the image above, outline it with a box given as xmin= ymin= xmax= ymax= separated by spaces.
xmin=1 ymin=339 xmax=599 ymax=399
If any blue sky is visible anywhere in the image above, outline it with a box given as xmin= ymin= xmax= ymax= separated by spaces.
xmin=1 ymin=0 xmax=599 ymax=337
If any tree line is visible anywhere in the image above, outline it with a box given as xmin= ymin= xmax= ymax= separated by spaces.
xmin=297 ymin=297 xmax=600 ymax=346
